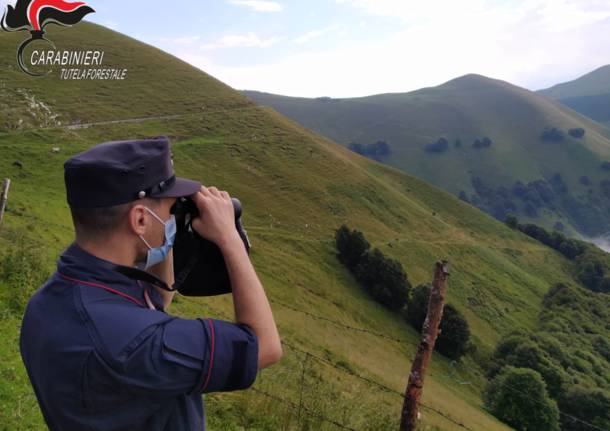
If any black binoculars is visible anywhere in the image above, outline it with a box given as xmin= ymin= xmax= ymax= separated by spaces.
xmin=170 ymin=194 xmax=251 ymax=296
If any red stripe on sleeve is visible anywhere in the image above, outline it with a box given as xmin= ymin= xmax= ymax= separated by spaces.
xmin=200 ymin=318 xmax=215 ymax=392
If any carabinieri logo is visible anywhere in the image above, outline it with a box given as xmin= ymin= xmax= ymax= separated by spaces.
xmin=1 ymin=0 xmax=94 ymax=76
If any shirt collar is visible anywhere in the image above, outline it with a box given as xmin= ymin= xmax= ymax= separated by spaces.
xmin=57 ymin=241 xmax=166 ymax=311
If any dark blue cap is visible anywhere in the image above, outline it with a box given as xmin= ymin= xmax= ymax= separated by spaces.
xmin=64 ymin=136 xmax=201 ymax=208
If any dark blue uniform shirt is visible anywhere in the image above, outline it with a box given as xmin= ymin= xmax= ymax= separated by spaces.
xmin=20 ymin=242 xmax=259 ymax=430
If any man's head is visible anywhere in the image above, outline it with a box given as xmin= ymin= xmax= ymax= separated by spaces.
xmin=63 ymin=137 xmax=201 ymax=267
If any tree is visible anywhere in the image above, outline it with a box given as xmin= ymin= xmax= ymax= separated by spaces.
xmin=484 ymin=366 xmax=560 ymax=431
xmin=597 ymin=277 xmax=610 ymax=294
xmin=575 ymin=259 xmax=604 ymax=291
xmin=406 ymin=284 xmax=470 ymax=359
xmin=424 ymin=137 xmax=449 ymax=153
xmin=368 ymin=140 xmax=390 ymax=157
xmin=406 ymin=283 xmax=431 ymax=331
xmin=348 ymin=142 xmax=365 ymax=155
xmin=505 ymin=214 xmax=519 ymax=229
xmin=489 ymin=334 xmax=566 ymax=398
xmin=334 ymin=225 xmax=370 ymax=270
xmin=436 ymin=304 xmax=470 ymax=360
xmin=558 ymin=386 xmax=610 ymax=431
xmin=354 ymin=248 xmax=411 ymax=310
xmin=541 ymin=127 xmax=565 ymax=142
xmin=568 ymin=128 xmax=585 ymax=139
xmin=473 ymin=136 xmax=493 ymax=149
xmin=458 ymin=191 xmax=470 ymax=203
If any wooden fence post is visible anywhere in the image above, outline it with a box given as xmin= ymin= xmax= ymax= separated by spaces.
xmin=0 ymin=178 xmax=10 ymax=229
xmin=400 ymin=260 xmax=450 ymax=431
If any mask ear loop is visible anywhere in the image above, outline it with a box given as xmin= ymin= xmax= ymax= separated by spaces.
xmin=138 ymin=206 xmax=166 ymax=250
xmin=144 ymin=206 xmax=167 ymax=225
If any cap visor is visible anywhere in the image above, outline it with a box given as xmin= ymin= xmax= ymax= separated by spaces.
xmin=150 ymin=177 xmax=201 ymax=199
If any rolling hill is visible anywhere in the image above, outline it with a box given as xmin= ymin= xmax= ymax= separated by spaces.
xmin=539 ymin=65 xmax=610 ymax=127
xmin=1 ymin=22 xmax=609 ymax=430
xmin=244 ymin=76 xmax=610 ymax=241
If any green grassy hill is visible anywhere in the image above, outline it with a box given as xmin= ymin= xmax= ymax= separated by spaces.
xmin=244 ymin=75 xmax=610 ymax=239
xmin=0 ymin=22 xmax=608 ymax=431
xmin=538 ymin=65 xmax=610 ymax=127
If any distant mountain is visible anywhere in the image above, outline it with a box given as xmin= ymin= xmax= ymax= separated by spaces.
xmin=539 ymin=65 xmax=610 ymax=127
xmin=244 ymin=75 xmax=610 ymax=238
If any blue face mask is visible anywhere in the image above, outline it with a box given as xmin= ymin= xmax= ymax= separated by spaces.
xmin=138 ymin=206 xmax=177 ymax=269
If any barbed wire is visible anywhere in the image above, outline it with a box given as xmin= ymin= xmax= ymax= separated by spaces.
xmin=280 ymin=340 xmax=474 ymax=431
xmin=269 ymin=298 xmax=418 ymax=347
xmin=188 ymin=299 xmax=475 ymax=430
xmin=250 ymin=387 xmax=359 ymax=431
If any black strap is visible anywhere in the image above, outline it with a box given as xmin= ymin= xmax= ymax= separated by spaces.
xmin=112 ymin=264 xmax=176 ymax=292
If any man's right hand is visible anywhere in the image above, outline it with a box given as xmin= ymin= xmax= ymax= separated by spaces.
xmin=190 ymin=186 xmax=241 ymax=248
xmin=191 ymin=185 xmax=283 ymax=370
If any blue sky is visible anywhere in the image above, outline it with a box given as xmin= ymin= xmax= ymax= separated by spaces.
xmin=3 ymin=0 xmax=610 ymax=97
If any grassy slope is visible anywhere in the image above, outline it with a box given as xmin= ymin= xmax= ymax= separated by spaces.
xmin=538 ymin=65 xmax=610 ymax=127
xmin=0 ymin=22 xmax=589 ymax=430
xmin=244 ymin=75 xmax=610 ymax=237
xmin=539 ymin=65 xmax=610 ymax=99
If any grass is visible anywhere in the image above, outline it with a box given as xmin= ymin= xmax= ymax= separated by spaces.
xmin=0 ymin=20 xmax=597 ymax=430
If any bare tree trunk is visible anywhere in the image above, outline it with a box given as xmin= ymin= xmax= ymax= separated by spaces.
xmin=0 ymin=178 xmax=10 ymax=230
xmin=400 ymin=260 xmax=450 ymax=431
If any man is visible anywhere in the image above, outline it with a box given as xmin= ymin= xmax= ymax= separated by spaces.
xmin=19 ymin=136 xmax=282 ymax=430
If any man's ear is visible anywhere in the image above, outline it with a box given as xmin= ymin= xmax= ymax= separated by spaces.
xmin=128 ymin=203 xmax=149 ymax=236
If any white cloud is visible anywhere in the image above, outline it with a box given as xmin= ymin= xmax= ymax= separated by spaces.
xmin=293 ymin=25 xmax=341 ymax=44
xmin=229 ymin=0 xmax=282 ymax=12
xmin=201 ymin=32 xmax=279 ymax=50
xmin=160 ymin=0 xmax=610 ymax=97
xmin=158 ymin=35 xmax=201 ymax=46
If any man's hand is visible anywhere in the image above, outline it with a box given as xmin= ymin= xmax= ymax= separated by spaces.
xmin=190 ymin=186 xmax=241 ymax=249
xmin=190 ymin=185 xmax=282 ymax=370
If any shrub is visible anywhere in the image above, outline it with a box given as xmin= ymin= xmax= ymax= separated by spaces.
xmin=354 ymin=248 xmax=411 ymax=310
xmin=484 ymin=366 xmax=560 ymax=431
xmin=602 ymin=161 xmax=610 ymax=171
xmin=575 ymin=259 xmax=604 ymax=291
xmin=473 ymin=136 xmax=493 ymax=149
xmin=568 ymin=128 xmax=585 ymax=139
xmin=541 ymin=127 xmax=565 ymax=142
xmin=348 ymin=141 xmax=391 ymax=158
xmin=348 ymin=142 xmax=365 ymax=155
xmin=489 ymin=334 xmax=566 ymax=398
xmin=505 ymin=214 xmax=519 ymax=229
xmin=406 ymin=284 xmax=470 ymax=360
xmin=558 ymin=386 xmax=610 ymax=431
xmin=406 ymin=283 xmax=432 ymax=331
xmin=597 ymin=277 xmax=610 ymax=294
xmin=334 ymin=225 xmax=370 ymax=270
xmin=367 ymin=140 xmax=390 ymax=157
xmin=424 ymin=137 xmax=449 ymax=153
xmin=436 ymin=304 xmax=470 ymax=360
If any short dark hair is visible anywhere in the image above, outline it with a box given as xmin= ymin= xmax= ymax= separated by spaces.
xmin=70 ymin=198 xmax=160 ymax=241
